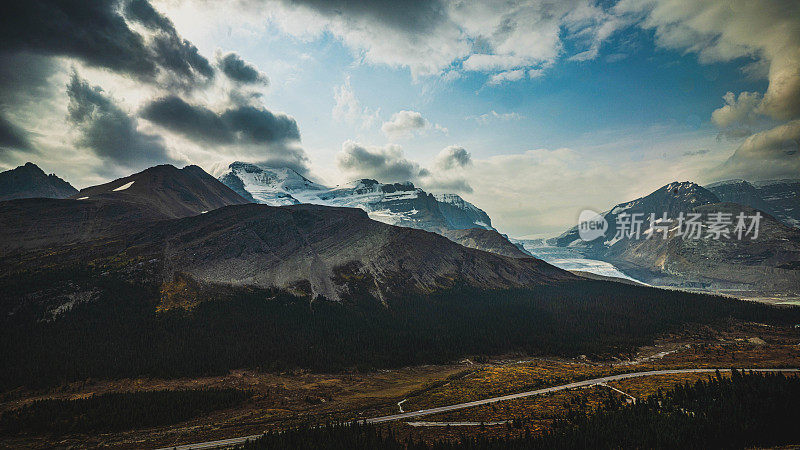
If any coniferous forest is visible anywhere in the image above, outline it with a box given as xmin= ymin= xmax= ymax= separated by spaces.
xmin=240 ymin=370 xmax=800 ymax=449
xmin=0 ymin=388 xmax=249 ymax=435
xmin=2 ymin=269 xmax=798 ymax=391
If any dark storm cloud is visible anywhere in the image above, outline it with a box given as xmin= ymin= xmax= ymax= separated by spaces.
xmin=141 ymin=95 xmax=300 ymax=145
xmin=336 ymin=141 xmax=425 ymax=182
xmin=141 ymin=96 xmax=233 ymax=144
xmin=67 ymin=73 xmax=176 ymax=169
xmin=124 ymin=0 xmax=174 ymax=31
xmin=217 ymin=52 xmax=269 ymax=85
xmin=0 ymin=52 xmax=59 ymax=105
xmin=0 ymin=53 xmax=58 ymax=153
xmin=0 ymin=0 xmax=213 ymax=85
xmin=222 ymin=106 xmax=300 ymax=144
xmin=150 ymin=34 xmax=215 ymax=83
xmin=0 ymin=115 xmax=32 ymax=151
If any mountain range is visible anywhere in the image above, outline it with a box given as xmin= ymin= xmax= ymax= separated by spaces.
xmin=1 ymin=161 xmax=796 ymax=393
xmin=0 ymin=163 xmax=572 ymax=317
xmin=217 ymin=161 xmax=493 ymax=232
xmin=2 ymin=162 xmax=797 ymax=299
xmin=549 ymin=181 xmax=800 ymax=295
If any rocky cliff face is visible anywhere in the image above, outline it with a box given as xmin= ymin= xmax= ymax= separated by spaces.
xmin=433 ymin=193 xmax=493 ymax=230
xmin=706 ymin=180 xmax=774 ymax=215
xmin=441 ymin=228 xmax=531 ymax=258
xmin=551 ymin=182 xmax=721 ymax=251
xmin=0 ymin=162 xmax=77 ymax=201
xmin=706 ymin=179 xmax=799 ymax=228
xmin=606 ymin=203 xmax=800 ymax=293
xmin=139 ymin=204 xmax=572 ymax=301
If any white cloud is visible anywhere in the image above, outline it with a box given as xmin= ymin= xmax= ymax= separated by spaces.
xmin=242 ymin=0 xmax=623 ymax=82
xmin=380 ymin=110 xmax=446 ymax=139
xmin=713 ymin=119 xmax=800 ymax=180
xmin=617 ymin=0 xmax=800 ymax=181
xmin=617 ymin=0 xmax=800 ymax=121
xmin=711 ymin=91 xmax=762 ymax=129
xmin=471 ymin=110 xmax=523 ymax=124
xmin=462 ymin=54 xmax=530 ymax=72
xmin=487 ymin=69 xmax=526 ymax=85
xmin=435 ymin=145 xmax=472 ymax=170
xmin=332 ymin=77 xmax=379 ymax=129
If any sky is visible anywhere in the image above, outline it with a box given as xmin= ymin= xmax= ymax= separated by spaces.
xmin=1 ymin=0 xmax=798 ymax=237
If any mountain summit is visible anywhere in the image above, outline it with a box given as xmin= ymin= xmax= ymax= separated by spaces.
xmin=0 ymin=162 xmax=77 ymax=201
xmin=73 ymin=164 xmax=250 ymax=219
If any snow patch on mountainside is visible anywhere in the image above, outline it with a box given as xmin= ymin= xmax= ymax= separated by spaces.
xmin=112 ymin=181 xmax=135 ymax=191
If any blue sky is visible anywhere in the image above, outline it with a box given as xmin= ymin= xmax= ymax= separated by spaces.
xmin=1 ymin=0 xmax=797 ymax=236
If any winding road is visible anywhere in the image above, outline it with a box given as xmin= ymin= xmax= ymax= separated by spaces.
xmin=158 ymin=368 xmax=799 ymax=449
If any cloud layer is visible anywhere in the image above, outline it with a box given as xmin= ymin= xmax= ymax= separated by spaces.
xmin=252 ymin=0 xmax=624 ymax=81
xmin=715 ymin=119 xmax=800 ymax=180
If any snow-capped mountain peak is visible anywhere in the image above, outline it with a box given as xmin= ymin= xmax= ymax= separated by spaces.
xmin=217 ymin=162 xmax=494 ymax=232
xmin=218 ymin=161 xmax=326 ymax=206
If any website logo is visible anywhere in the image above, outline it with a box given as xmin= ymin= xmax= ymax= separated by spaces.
xmin=578 ymin=209 xmax=608 ymax=242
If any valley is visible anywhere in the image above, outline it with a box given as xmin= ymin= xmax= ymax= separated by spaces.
xmin=1 ymin=162 xmax=799 ymax=448
xmin=1 ymin=321 xmax=798 ymax=448
xmin=3 ymin=3 xmax=800 ymax=446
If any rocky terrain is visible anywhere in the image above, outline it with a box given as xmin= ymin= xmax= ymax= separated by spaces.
xmin=0 ymin=162 xmax=77 ymax=201
xmin=706 ymin=179 xmax=799 ymax=228
xmin=441 ymin=228 xmax=531 ymax=259
xmin=217 ymin=161 xmax=525 ymax=259
xmin=551 ymin=181 xmax=721 ymax=250
xmin=607 ymin=203 xmax=800 ymax=293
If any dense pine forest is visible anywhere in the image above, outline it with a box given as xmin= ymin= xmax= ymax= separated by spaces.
xmin=0 ymin=388 xmax=249 ymax=436
xmin=240 ymin=370 xmax=800 ymax=449
xmin=2 ymin=269 xmax=799 ymax=390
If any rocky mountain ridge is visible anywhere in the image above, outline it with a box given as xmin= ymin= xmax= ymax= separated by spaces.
xmin=0 ymin=162 xmax=78 ymax=201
